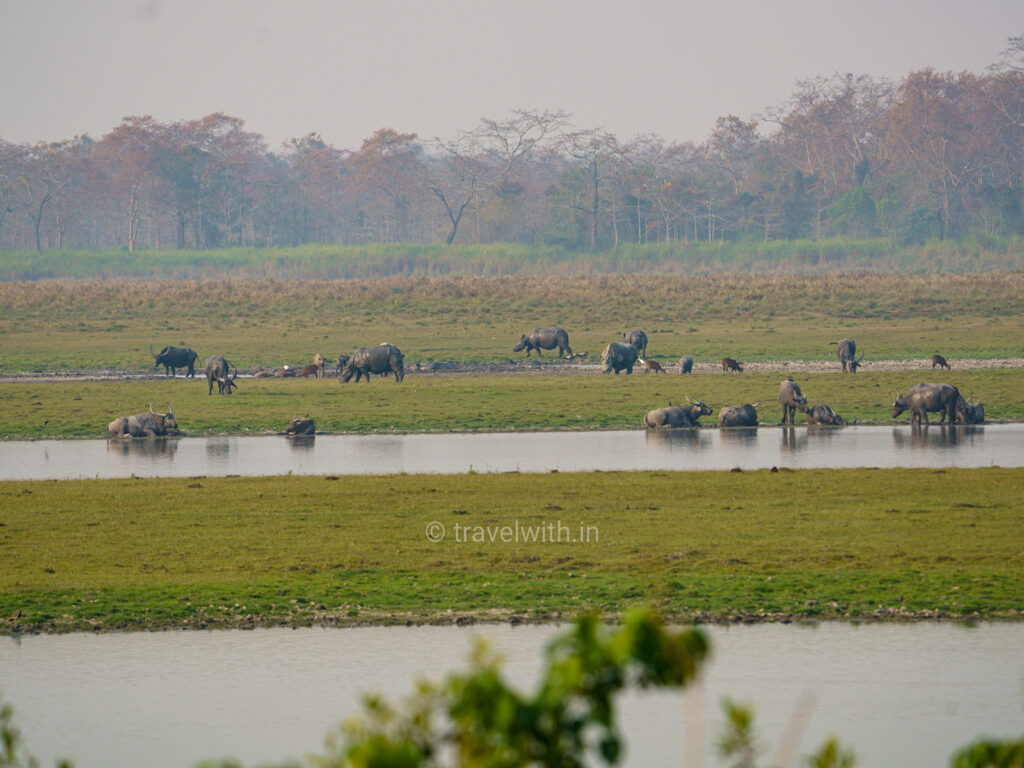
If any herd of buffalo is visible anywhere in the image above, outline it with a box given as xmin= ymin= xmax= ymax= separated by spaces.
xmin=109 ymin=331 xmax=985 ymax=437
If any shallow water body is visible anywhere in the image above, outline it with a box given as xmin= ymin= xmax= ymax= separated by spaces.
xmin=0 ymin=423 xmax=1020 ymax=480
xmin=1 ymin=622 xmax=1020 ymax=768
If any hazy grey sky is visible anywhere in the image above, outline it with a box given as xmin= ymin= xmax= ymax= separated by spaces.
xmin=2 ymin=0 xmax=1022 ymax=151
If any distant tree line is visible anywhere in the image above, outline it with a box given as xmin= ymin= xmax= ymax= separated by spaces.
xmin=1 ymin=38 xmax=1022 ymax=253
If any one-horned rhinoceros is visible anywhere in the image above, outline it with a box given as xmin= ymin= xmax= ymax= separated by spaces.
xmin=601 ymin=342 xmax=639 ymax=374
xmin=806 ymin=404 xmax=849 ymax=426
xmin=107 ymin=405 xmax=178 ymax=438
xmin=643 ymin=398 xmax=713 ymax=428
xmin=892 ymin=382 xmax=961 ymax=425
xmin=340 ymin=344 xmax=405 ymax=383
xmin=678 ymin=355 xmax=693 ymax=374
xmin=623 ymin=329 xmax=648 ymax=358
xmin=204 ymin=356 xmax=239 ymax=395
xmin=778 ymin=377 xmax=809 ymax=425
xmin=833 ymin=338 xmax=864 ymax=373
xmin=512 ymin=328 xmax=573 ymax=359
xmin=718 ymin=402 xmax=759 ymax=427
xmin=151 ymin=345 xmax=199 ymax=377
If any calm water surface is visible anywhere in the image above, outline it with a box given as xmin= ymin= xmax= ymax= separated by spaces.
xmin=1 ymin=622 xmax=1021 ymax=768
xmin=1 ymin=424 xmax=1020 ymax=479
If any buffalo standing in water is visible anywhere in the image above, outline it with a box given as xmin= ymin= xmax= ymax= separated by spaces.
xmin=107 ymin=405 xmax=178 ymax=438
xmin=151 ymin=345 xmax=199 ymax=377
xmin=340 ymin=344 xmax=405 ymax=383
xmin=833 ymin=339 xmax=864 ymax=373
xmin=892 ymin=382 xmax=961 ymax=425
xmin=778 ymin=377 xmax=809 ymax=425
xmin=601 ymin=342 xmax=639 ymax=374
xmin=512 ymin=328 xmax=573 ymax=359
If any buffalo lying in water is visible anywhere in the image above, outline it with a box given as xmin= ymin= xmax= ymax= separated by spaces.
xmin=719 ymin=402 xmax=759 ymax=427
xmin=644 ymin=398 xmax=713 ymax=428
xmin=806 ymin=404 xmax=849 ymax=426
xmin=107 ymin=405 xmax=178 ymax=438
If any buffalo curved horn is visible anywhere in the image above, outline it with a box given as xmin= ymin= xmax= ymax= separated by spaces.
xmin=231 ymin=367 xmax=238 ymax=382
xmin=149 ymin=403 xmax=156 ymax=414
xmin=149 ymin=344 xmax=157 ymax=359
xmin=751 ymin=401 xmax=759 ymax=408
xmin=856 ymin=351 xmax=865 ymax=362
xmin=168 ymin=404 xmax=174 ymax=418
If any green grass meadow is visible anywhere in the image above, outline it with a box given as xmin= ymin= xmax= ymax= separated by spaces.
xmin=1 ymin=468 xmax=1021 ymax=633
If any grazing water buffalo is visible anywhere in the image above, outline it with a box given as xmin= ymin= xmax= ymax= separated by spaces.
xmin=718 ymin=402 xmax=759 ymax=427
xmin=151 ymin=345 xmax=199 ymax=377
xmin=512 ymin=328 xmax=573 ymax=359
xmin=340 ymin=344 xmax=405 ymax=383
xmin=931 ymin=354 xmax=951 ymax=369
xmin=957 ymin=394 xmax=985 ymax=424
xmin=892 ymin=382 xmax=961 ymax=425
xmin=623 ymin=330 xmax=648 ymax=358
xmin=107 ymin=405 xmax=178 ymax=438
xmin=806 ymin=404 xmax=849 ymax=426
xmin=721 ymin=357 xmax=743 ymax=373
xmin=601 ymin=342 xmax=639 ymax=374
xmin=644 ymin=398 xmax=713 ymax=428
xmin=678 ymin=355 xmax=693 ymax=374
xmin=778 ymin=377 xmax=809 ymax=425
xmin=285 ymin=417 xmax=315 ymax=435
xmin=833 ymin=339 xmax=864 ymax=373
xmin=204 ymin=356 xmax=239 ymax=395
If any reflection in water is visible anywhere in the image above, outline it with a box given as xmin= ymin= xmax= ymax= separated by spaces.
xmin=286 ymin=435 xmax=316 ymax=451
xmin=719 ymin=427 xmax=758 ymax=447
xmin=106 ymin=437 xmax=179 ymax=460
xmin=3 ymin=425 xmax=1023 ymax=480
xmin=205 ymin=437 xmax=234 ymax=460
xmin=891 ymin=424 xmax=984 ymax=450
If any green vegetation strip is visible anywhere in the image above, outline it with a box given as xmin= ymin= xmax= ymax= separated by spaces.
xmin=1 ymin=468 xmax=1021 ymax=632
xmin=1 ymin=272 xmax=1022 ymax=373
xmin=0 ymin=369 xmax=1020 ymax=438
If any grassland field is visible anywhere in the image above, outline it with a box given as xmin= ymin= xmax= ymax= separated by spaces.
xmin=1 ymin=269 xmax=1022 ymax=631
xmin=1 ymin=468 xmax=1021 ymax=633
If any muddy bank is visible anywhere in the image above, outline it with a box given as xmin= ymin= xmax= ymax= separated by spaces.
xmin=2 ymin=356 xmax=1022 ymax=382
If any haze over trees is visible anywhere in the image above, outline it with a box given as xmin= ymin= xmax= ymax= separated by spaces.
xmin=1 ymin=39 xmax=1022 ymax=253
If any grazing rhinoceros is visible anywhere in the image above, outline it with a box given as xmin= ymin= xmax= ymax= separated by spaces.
xmin=340 ymin=344 xmax=405 ymax=383
xmin=601 ymin=342 xmax=639 ymax=374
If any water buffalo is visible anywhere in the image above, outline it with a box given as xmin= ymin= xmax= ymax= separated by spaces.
xmin=931 ymin=354 xmax=951 ymax=370
xmin=721 ymin=357 xmax=743 ymax=373
xmin=340 ymin=344 xmax=405 ymax=383
xmin=957 ymin=394 xmax=984 ymax=424
xmin=601 ymin=342 xmax=639 ymax=374
xmin=833 ymin=339 xmax=864 ymax=373
xmin=719 ymin=402 xmax=759 ymax=427
xmin=623 ymin=330 xmax=648 ymax=358
xmin=513 ymin=328 xmax=573 ymax=359
xmin=678 ymin=355 xmax=693 ymax=374
xmin=285 ymin=417 xmax=315 ymax=435
xmin=806 ymin=404 xmax=849 ymax=426
xmin=204 ymin=356 xmax=239 ymax=395
xmin=778 ymin=377 xmax=809 ymax=425
xmin=644 ymin=398 xmax=713 ymax=428
xmin=892 ymin=383 xmax=961 ymax=425
xmin=107 ymin=404 xmax=178 ymax=438
xmin=151 ymin=345 xmax=199 ymax=377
